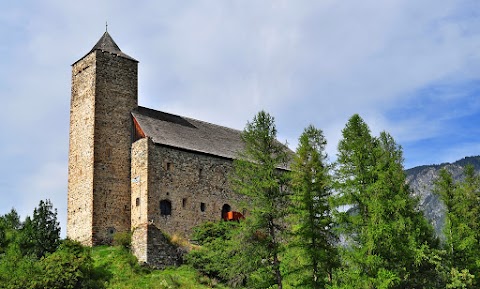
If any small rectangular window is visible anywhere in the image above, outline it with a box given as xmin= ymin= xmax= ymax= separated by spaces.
xmin=160 ymin=200 xmax=172 ymax=216
xmin=182 ymin=198 xmax=187 ymax=208
xmin=136 ymin=197 xmax=140 ymax=207
xmin=200 ymin=202 xmax=206 ymax=212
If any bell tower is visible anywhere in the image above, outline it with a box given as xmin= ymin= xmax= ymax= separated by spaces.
xmin=67 ymin=32 xmax=138 ymax=245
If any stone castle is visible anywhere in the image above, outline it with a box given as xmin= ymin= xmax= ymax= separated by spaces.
xmin=67 ymin=32 xmax=248 ymax=267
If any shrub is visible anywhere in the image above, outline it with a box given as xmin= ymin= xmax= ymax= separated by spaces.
xmin=185 ymin=221 xmax=241 ymax=283
xmin=113 ymin=231 xmax=132 ymax=249
xmin=38 ymin=239 xmax=107 ymax=289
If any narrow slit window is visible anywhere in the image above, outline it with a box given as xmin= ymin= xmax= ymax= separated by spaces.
xmin=200 ymin=202 xmax=206 ymax=212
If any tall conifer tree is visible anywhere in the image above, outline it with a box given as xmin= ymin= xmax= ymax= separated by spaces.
xmin=19 ymin=200 xmax=60 ymax=258
xmin=232 ymin=111 xmax=290 ymax=289
xmin=333 ymin=114 xmax=439 ymax=289
xmin=289 ymin=125 xmax=337 ymax=288
xmin=434 ymin=165 xmax=480 ymax=286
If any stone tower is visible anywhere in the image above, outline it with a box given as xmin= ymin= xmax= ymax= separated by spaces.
xmin=67 ymin=32 xmax=138 ymax=245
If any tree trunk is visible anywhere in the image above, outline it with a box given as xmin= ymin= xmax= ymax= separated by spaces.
xmin=268 ymin=218 xmax=283 ymax=289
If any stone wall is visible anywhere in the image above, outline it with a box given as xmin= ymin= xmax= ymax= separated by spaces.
xmin=68 ymin=40 xmax=248 ymax=266
xmin=67 ymin=52 xmax=96 ymax=246
xmin=146 ymin=224 xmax=184 ymax=269
xmin=92 ymin=51 xmax=138 ymax=244
xmin=68 ymin=50 xmax=138 ymax=245
xmin=131 ymin=223 xmax=183 ymax=269
xmin=131 ymin=138 xmax=150 ymax=263
xmin=130 ymin=137 xmax=249 ymax=268
xmin=146 ymin=141 xmax=247 ymax=237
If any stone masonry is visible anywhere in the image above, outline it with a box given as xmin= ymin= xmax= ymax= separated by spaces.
xmin=68 ymin=32 xmax=138 ymax=245
xmin=68 ymin=32 xmax=249 ymax=268
xmin=130 ymin=137 xmax=246 ymax=266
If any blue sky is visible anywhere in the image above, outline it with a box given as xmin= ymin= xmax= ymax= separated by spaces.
xmin=1 ymin=0 xmax=479 ymax=236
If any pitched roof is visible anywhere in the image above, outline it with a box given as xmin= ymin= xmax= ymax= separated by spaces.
xmin=132 ymin=106 xmax=246 ymax=160
xmin=73 ymin=32 xmax=138 ymax=65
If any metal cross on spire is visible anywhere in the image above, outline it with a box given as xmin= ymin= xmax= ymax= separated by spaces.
xmin=106 ymin=21 xmax=108 ymax=32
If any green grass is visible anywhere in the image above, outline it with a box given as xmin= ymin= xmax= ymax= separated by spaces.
xmin=91 ymin=246 xmax=230 ymax=289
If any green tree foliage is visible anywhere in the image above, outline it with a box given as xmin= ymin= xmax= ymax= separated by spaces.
xmin=0 ymin=221 xmax=6 ymax=254
xmin=0 ymin=209 xmax=22 ymax=253
xmin=374 ymin=132 xmax=440 ymax=288
xmin=0 ymin=203 xmax=107 ymax=289
xmin=186 ymin=221 xmax=241 ymax=284
xmin=39 ymin=239 xmax=106 ymax=289
xmin=0 ymin=243 xmax=40 ymax=288
xmin=232 ymin=111 xmax=290 ymax=289
xmin=2 ymin=208 xmax=21 ymax=230
xmin=0 ymin=240 xmax=107 ymax=289
xmin=333 ymin=114 xmax=439 ymax=289
xmin=112 ymin=231 xmax=132 ymax=249
xmin=434 ymin=165 xmax=480 ymax=287
xmin=19 ymin=199 xmax=60 ymax=258
xmin=288 ymin=125 xmax=337 ymax=288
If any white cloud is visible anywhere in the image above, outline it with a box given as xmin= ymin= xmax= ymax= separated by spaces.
xmin=1 ymin=0 xmax=480 ymax=234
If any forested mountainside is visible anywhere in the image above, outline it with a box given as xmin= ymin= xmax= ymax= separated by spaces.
xmin=406 ymin=155 xmax=480 ymax=236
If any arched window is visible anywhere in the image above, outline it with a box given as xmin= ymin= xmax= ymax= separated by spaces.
xmin=160 ymin=200 xmax=172 ymax=216
xmin=221 ymin=204 xmax=231 ymax=220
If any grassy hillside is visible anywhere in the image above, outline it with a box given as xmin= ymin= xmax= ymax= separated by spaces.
xmin=91 ymin=246 xmax=229 ymax=289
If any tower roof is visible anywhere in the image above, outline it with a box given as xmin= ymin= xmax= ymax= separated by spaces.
xmin=73 ymin=31 xmax=138 ymax=65
xmin=89 ymin=31 xmax=137 ymax=61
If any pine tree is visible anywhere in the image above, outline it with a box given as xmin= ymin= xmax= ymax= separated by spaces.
xmin=289 ymin=125 xmax=337 ymax=289
xmin=460 ymin=165 xmax=480 ymax=277
xmin=333 ymin=115 xmax=440 ymax=288
xmin=333 ymin=114 xmax=385 ymax=288
xmin=435 ymin=169 xmax=457 ymax=259
xmin=232 ymin=111 xmax=290 ymax=289
xmin=0 ymin=209 xmax=22 ymax=254
xmin=434 ymin=165 xmax=480 ymax=286
xmin=19 ymin=200 xmax=60 ymax=258
xmin=2 ymin=209 xmax=21 ymax=230
xmin=374 ymin=132 xmax=439 ymax=288
xmin=0 ymin=220 xmax=5 ymax=253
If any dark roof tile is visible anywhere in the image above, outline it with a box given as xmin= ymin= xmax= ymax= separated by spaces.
xmin=132 ymin=106 xmax=245 ymax=159
xmin=73 ymin=32 xmax=137 ymax=65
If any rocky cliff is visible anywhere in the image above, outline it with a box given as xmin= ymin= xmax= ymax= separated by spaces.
xmin=405 ymin=156 xmax=480 ymax=236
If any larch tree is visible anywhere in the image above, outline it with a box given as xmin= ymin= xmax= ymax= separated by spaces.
xmin=434 ymin=165 xmax=480 ymax=287
xmin=373 ymin=132 xmax=440 ymax=289
xmin=333 ymin=114 xmax=385 ymax=288
xmin=232 ymin=111 xmax=290 ymax=289
xmin=333 ymin=114 xmax=439 ymax=289
xmin=434 ymin=169 xmax=457 ymax=260
xmin=289 ymin=125 xmax=338 ymax=289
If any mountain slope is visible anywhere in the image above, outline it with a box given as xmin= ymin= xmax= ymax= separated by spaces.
xmin=405 ymin=155 xmax=480 ymax=236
